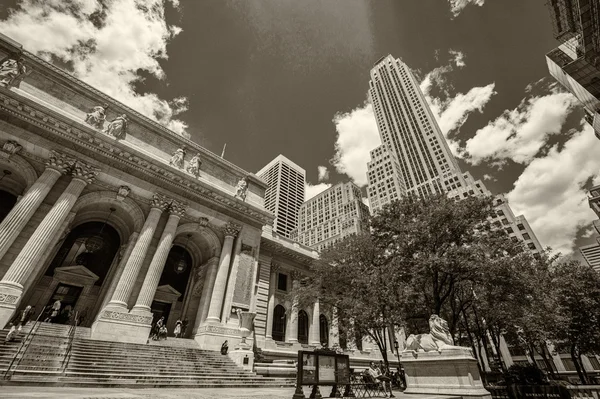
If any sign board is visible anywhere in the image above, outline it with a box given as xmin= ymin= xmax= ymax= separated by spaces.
xmin=297 ymin=350 xmax=351 ymax=387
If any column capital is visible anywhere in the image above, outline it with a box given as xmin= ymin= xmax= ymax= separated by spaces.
xmin=71 ymin=160 xmax=99 ymax=184
xmin=150 ymin=193 xmax=171 ymax=211
xmin=168 ymin=200 xmax=187 ymax=218
xmin=270 ymin=261 xmax=280 ymax=273
xmin=46 ymin=151 xmax=75 ymax=174
xmin=290 ymin=269 xmax=302 ymax=281
xmin=221 ymin=222 xmax=241 ymax=238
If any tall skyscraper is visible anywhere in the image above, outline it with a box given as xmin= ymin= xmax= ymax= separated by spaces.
xmin=368 ymin=55 xmax=468 ymax=201
xmin=545 ymin=0 xmax=600 ymax=138
xmin=257 ymin=155 xmax=306 ymax=238
xmin=291 ymin=182 xmax=370 ymax=251
xmin=366 ymin=144 xmax=406 ymax=213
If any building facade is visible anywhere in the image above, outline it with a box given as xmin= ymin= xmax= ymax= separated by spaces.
xmin=366 ymin=144 xmax=406 ymax=213
xmin=257 ymin=155 xmax=305 ymax=239
xmin=580 ymin=243 xmax=600 ymax=270
xmin=291 ymin=182 xmax=370 ymax=251
xmin=546 ymin=0 xmax=600 ymax=138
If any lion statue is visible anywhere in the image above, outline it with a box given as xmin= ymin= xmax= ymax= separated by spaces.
xmin=405 ymin=315 xmax=461 ymax=352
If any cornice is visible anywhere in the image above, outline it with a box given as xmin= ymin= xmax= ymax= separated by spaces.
xmin=260 ymin=237 xmax=316 ymax=266
xmin=19 ymin=50 xmax=267 ymax=190
xmin=0 ymin=89 xmax=273 ymax=227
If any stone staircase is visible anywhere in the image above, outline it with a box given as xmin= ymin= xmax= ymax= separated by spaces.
xmin=0 ymin=322 xmax=294 ymax=388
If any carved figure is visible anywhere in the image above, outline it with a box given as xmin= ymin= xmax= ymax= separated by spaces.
xmin=2 ymin=140 xmax=22 ymax=155
xmin=405 ymin=315 xmax=461 ymax=352
xmin=234 ymin=177 xmax=248 ymax=201
xmin=169 ymin=147 xmax=186 ymax=169
xmin=85 ymin=104 xmax=108 ymax=129
xmin=186 ymin=153 xmax=202 ymax=176
xmin=116 ymin=185 xmax=131 ymax=201
xmin=104 ymin=114 xmax=128 ymax=140
xmin=0 ymin=58 xmax=29 ymax=88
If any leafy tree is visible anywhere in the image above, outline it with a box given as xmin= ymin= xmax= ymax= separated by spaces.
xmin=550 ymin=259 xmax=600 ymax=384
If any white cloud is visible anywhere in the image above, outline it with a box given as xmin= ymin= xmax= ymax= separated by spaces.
xmin=464 ymin=91 xmax=578 ymax=165
xmin=317 ymin=166 xmax=330 ymax=182
xmin=582 ymin=226 xmax=597 ymax=238
xmin=448 ymin=0 xmax=486 ymax=17
xmin=483 ymin=174 xmax=496 ymax=181
xmin=331 ymin=102 xmax=381 ymax=187
xmin=506 ymin=123 xmax=600 ymax=254
xmin=1 ymin=0 xmax=189 ymax=137
xmin=305 ymin=182 xmax=332 ymax=201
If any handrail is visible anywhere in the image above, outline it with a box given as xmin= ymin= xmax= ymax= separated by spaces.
xmin=3 ymin=306 xmax=46 ymax=379
xmin=61 ymin=311 xmax=78 ymax=375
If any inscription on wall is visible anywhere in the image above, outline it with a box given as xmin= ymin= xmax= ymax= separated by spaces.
xmin=232 ymin=244 xmax=255 ymax=308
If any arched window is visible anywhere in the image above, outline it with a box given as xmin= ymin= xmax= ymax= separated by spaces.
xmin=272 ymin=305 xmax=286 ymax=342
xmin=319 ymin=315 xmax=329 ymax=347
xmin=298 ymin=310 xmax=309 ymax=344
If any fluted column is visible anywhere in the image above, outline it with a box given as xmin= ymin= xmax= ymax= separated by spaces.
xmin=194 ymin=257 xmax=219 ymax=328
xmin=105 ymin=194 xmax=169 ymax=309
xmin=221 ymin=236 xmax=243 ymax=322
xmin=0 ymin=152 xmax=72 ymax=262
xmin=132 ymin=201 xmax=186 ymax=314
xmin=288 ymin=272 xmax=300 ymax=344
xmin=205 ymin=222 xmax=241 ymax=324
xmin=310 ymin=299 xmax=321 ymax=346
xmin=0 ymin=160 xmax=97 ymax=328
xmin=265 ymin=262 xmax=280 ymax=339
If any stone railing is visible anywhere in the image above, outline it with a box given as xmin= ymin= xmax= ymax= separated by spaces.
xmin=486 ymin=385 xmax=600 ymax=399
xmin=568 ymin=386 xmax=600 ymax=399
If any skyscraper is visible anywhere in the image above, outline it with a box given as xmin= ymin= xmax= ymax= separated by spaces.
xmin=545 ymin=0 xmax=600 ymax=138
xmin=366 ymin=144 xmax=406 ymax=213
xmin=257 ymin=155 xmax=306 ymax=238
xmin=368 ymin=55 xmax=468 ymax=201
xmin=291 ymin=182 xmax=370 ymax=251
xmin=580 ymin=243 xmax=600 ymax=271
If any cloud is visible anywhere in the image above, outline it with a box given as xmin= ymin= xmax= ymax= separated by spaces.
xmin=582 ymin=226 xmax=597 ymax=238
xmin=305 ymin=182 xmax=332 ymax=201
xmin=1 ymin=0 xmax=189 ymax=137
xmin=331 ymin=102 xmax=381 ymax=187
xmin=448 ymin=0 xmax=486 ymax=17
xmin=483 ymin=174 xmax=496 ymax=181
xmin=317 ymin=166 xmax=330 ymax=182
xmin=506 ymin=123 xmax=600 ymax=254
xmin=463 ymin=90 xmax=578 ymax=165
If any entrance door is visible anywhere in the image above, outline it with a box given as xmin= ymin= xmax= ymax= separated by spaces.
xmin=151 ymin=300 xmax=172 ymax=325
xmin=46 ymin=283 xmax=83 ymax=324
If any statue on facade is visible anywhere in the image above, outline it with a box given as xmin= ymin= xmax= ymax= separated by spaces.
xmin=405 ymin=315 xmax=462 ymax=352
xmin=85 ymin=103 xmax=109 ymax=130
xmin=234 ymin=176 xmax=248 ymax=201
xmin=186 ymin=153 xmax=202 ymax=176
xmin=0 ymin=58 xmax=29 ymax=88
xmin=169 ymin=147 xmax=186 ymax=169
xmin=104 ymin=114 xmax=128 ymax=140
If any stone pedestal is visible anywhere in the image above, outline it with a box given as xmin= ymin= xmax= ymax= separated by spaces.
xmin=228 ymin=348 xmax=254 ymax=372
xmin=91 ymin=309 xmax=153 ymax=344
xmin=402 ymin=347 xmax=491 ymax=398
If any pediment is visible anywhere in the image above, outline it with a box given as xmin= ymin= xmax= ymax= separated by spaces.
xmin=54 ymin=265 xmax=99 ymax=285
xmin=156 ymin=284 xmax=181 ymax=296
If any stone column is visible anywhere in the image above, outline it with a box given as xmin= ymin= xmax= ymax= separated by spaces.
xmin=0 ymin=160 xmax=97 ymax=328
xmin=288 ymin=272 xmax=300 ymax=344
xmin=205 ymin=222 xmax=240 ymax=324
xmin=221 ymin=236 xmax=242 ymax=322
xmin=0 ymin=151 xmax=71 ymax=262
xmin=265 ymin=262 xmax=279 ymax=340
xmin=194 ymin=257 xmax=219 ymax=328
xmin=131 ymin=201 xmax=185 ymax=314
xmin=331 ymin=307 xmax=340 ymax=347
xmin=105 ymin=194 xmax=170 ymax=309
xmin=310 ymin=299 xmax=321 ymax=346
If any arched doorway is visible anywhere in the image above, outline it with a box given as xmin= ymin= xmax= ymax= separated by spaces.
xmin=320 ymin=314 xmax=329 ymax=347
xmin=44 ymin=221 xmax=120 ymax=324
xmin=272 ymin=304 xmax=286 ymax=342
xmin=298 ymin=310 xmax=309 ymax=344
xmin=150 ymin=245 xmax=193 ymax=333
xmin=0 ymin=190 xmax=17 ymax=223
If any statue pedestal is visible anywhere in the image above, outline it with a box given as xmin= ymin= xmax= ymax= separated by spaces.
xmin=228 ymin=348 xmax=254 ymax=372
xmin=402 ymin=347 xmax=491 ymax=398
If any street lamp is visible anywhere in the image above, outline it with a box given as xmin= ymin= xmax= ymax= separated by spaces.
xmin=393 ymin=340 xmax=401 ymax=369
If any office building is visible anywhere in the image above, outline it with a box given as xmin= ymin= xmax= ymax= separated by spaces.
xmin=580 ymin=243 xmax=600 ymax=271
xmin=257 ymin=155 xmax=306 ymax=238
xmin=291 ymin=182 xmax=370 ymax=251
xmin=366 ymin=144 xmax=406 ymax=213
xmin=545 ymin=0 xmax=600 ymax=138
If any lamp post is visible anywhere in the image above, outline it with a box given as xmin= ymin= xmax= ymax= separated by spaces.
xmin=393 ymin=340 xmax=401 ymax=369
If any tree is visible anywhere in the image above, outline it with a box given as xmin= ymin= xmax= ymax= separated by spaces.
xmin=550 ymin=259 xmax=600 ymax=384
xmin=294 ymin=232 xmax=406 ymax=367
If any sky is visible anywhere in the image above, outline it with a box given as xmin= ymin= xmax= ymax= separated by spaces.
xmin=1 ymin=0 xmax=599 ymax=256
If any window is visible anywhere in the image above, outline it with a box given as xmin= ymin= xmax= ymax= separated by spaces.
xmin=562 ymin=357 xmax=576 ymax=372
xmin=522 ymin=233 xmax=531 ymax=240
xmin=298 ymin=310 xmax=309 ymax=344
xmin=505 ymin=227 xmax=513 ymax=234
xmin=589 ymin=356 xmax=600 ymax=370
xmin=277 ymin=273 xmax=288 ymax=291
xmin=272 ymin=305 xmax=286 ymax=342
xmin=528 ymin=243 xmax=536 ymax=250
xmin=517 ymin=223 xmax=525 ymax=231
xmin=319 ymin=315 xmax=329 ymax=347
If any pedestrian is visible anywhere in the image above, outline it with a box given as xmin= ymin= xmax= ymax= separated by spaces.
xmin=158 ymin=324 xmax=168 ymax=340
xmin=44 ymin=298 xmax=62 ymax=323
xmin=152 ymin=316 xmax=165 ymax=341
xmin=5 ymin=305 xmax=35 ymax=343
xmin=181 ymin=317 xmax=189 ymax=337
xmin=221 ymin=340 xmax=229 ymax=355
xmin=174 ymin=318 xmax=182 ymax=338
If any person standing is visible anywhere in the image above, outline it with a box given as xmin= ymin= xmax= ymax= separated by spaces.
xmin=174 ymin=318 xmax=182 ymax=338
xmin=5 ymin=305 xmax=35 ymax=342
xmin=181 ymin=317 xmax=189 ymax=338
xmin=45 ymin=298 xmax=62 ymax=323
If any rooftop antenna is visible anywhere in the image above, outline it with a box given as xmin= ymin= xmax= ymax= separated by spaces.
xmin=221 ymin=143 xmax=227 ymax=158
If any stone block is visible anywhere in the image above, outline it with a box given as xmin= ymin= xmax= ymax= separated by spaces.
xmin=228 ymin=348 xmax=254 ymax=372
xmin=91 ymin=308 xmax=152 ymax=344
xmin=402 ymin=347 xmax=491 ymax=398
